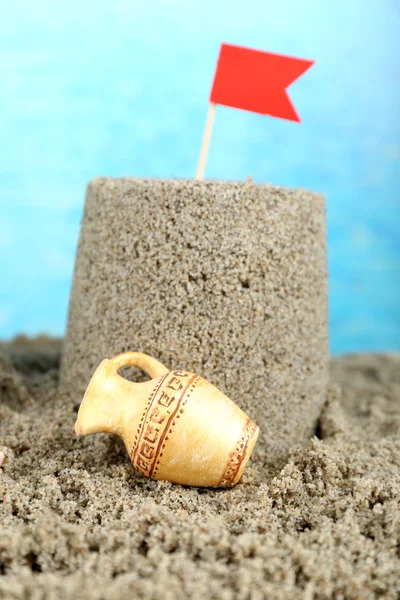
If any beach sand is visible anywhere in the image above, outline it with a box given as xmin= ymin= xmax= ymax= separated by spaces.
xmin=0 ymin=338 xmax=399 ymax=599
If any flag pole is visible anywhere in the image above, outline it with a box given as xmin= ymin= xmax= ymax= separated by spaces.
xmin=195 ymin=103 xmax=216 ymax=181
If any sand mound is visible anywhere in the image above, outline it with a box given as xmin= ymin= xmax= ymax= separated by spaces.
xmin=1 ymin=340 xmax=399 ymax=599
xmin=61 ymin=178 xmax=328 ymax=467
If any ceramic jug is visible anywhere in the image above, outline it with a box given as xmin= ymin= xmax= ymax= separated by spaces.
xmin=75 ymin=352 xmax=259 ymax=487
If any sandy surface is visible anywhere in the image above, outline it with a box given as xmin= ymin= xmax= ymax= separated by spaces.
xmin=0 ymin=339 xmax=399 ymax=599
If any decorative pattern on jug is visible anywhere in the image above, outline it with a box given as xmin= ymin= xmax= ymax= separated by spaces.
xmin=219 ymin=418 xmax=259 ymax=486
xmin=131 ymin=370 xmax=201 ymax=478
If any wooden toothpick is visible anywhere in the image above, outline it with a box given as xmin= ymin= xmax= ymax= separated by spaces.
xmin=196 ymin=103 xmax=216 ymax=180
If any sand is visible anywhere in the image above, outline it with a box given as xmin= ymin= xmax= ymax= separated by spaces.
xmin=61 ymin=178 xmax=328 ymax=467
xmin=0 ymin=338 xmax=399 ymax=599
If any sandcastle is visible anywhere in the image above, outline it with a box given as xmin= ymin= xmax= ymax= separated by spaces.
xmin=60 ymin=177 xmax=328 ymax=466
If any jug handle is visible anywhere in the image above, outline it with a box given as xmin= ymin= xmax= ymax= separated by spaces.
xmin=107 ymin=352 xmax=170 ymax=380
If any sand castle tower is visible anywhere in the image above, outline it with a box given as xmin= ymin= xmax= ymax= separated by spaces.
xmin=60 ymin=177 xmax=328 ymax=466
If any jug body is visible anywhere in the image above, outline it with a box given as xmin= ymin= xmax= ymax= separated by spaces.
xmin=127 ymin=369 xmax=258 ymax=487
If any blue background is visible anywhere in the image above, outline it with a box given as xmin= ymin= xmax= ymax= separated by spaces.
xmin=0 ymin=0 xmax=399 ymax=354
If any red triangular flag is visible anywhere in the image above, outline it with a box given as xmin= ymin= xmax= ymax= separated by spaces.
xmin=210 ymin=43 xmax=314 ymax=122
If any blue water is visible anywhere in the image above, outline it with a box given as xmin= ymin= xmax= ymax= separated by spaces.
xmin=0 ymin=0 xmax=399 ymax=354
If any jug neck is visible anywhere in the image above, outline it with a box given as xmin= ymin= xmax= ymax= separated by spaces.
xmin=75 ymin=359 xmax=139 ymax=438
xmin=75 ymin=352 xmax=170 ymax=440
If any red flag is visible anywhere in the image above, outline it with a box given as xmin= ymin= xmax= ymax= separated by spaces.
xmin=210 ymin=43 xmax=314 ymax=122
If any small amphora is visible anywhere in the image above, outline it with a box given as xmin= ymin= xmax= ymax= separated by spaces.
xmin=75 ymin=352 xmax=259 ymax=487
